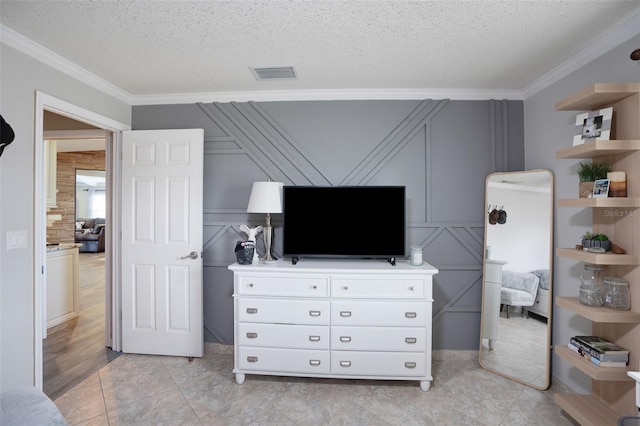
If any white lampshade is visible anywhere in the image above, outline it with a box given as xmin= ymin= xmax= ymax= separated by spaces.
xmin=247 ymin=181 xmax=284 ymax=213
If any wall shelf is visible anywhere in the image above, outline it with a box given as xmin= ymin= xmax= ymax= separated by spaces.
xmin=555 ymin=394 xmax=622 ymax=426
xmin=556 ymin=297 xmax=640 ymax=323
xmin=556 ymin=248 xmax=640 ymax=265
xmin=555 ymin=140 xmax=640 ymax=159
xmin=555 ymin=345 xmax=631 ymax=381
xmin=557 ymin=197 xmax=640 ymax=208
xmin=555 ymin=83 xmax=640 ymax=111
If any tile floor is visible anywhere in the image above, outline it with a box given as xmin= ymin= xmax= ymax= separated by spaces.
xmin=54 ymin=344 xmax=576 ymax=425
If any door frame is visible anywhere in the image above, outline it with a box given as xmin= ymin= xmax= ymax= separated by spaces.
xmin=34 ymin=92 xmax=130 ymax=389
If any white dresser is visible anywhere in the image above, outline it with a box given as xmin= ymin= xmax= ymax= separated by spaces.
xmin=229 ymin=259 xmax=438 ymax=391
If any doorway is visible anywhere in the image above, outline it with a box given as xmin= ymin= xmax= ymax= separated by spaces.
xmin=42 ymin=123 xmax=115 ymax=399
xmin=34 ymin=92 xmax=129 ymax=391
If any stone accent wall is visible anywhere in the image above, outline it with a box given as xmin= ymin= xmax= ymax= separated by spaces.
xmin=46 ymin=151 xmax=105 ymax=244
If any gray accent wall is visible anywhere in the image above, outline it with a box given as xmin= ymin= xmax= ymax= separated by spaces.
xmin=133 ymin=99 xmax=524 ymax=349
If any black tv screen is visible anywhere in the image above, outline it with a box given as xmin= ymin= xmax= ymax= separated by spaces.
xmin=282 ymin=186 xmax=406 ymax=261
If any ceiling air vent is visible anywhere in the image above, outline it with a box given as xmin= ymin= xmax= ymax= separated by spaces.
xmin=251 ymin=66 xmax=298 ymax=81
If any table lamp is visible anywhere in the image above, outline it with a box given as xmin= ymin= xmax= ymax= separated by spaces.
xmin=247 ymin=181 xmax=284 ymax=263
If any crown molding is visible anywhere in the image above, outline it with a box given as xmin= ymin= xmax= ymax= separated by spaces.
xmin=5 ymin=9 xmax=637 ymax=107
xmin=0 ymin=24 xmax=133 ymax=104
xmin=522 ymin=9 xmax=640 ymax=99
xmin=130 ymin=88 xmax=524 ymax=105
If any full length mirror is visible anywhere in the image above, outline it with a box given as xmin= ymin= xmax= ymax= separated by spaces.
xmin=479 ymin=169 xmax=553 ymax=389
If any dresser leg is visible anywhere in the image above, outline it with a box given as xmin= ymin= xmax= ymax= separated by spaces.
xmin=420 ymin=380 xmax=431 ymax=391
xmin=235 ymin=373 xmax=245 ymax=385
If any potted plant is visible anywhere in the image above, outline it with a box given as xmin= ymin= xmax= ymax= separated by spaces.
xmin=581 ymin=232 xmax=612 ymax=251
xmin=577 ymin=162 xmax=611 ymax=198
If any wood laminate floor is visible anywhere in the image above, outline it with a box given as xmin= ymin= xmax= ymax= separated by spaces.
xmin=44 ymin=251 xmax=120 ymax=401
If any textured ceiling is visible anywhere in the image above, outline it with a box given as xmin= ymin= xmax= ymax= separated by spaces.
xmin=1 ymin=1 xmax=639 ymax=100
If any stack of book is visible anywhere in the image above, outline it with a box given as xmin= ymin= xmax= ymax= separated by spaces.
xmin=568 ymin=336 xmax=629 ymax=367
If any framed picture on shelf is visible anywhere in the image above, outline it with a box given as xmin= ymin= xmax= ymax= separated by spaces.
xmin=573 ymin=107 xmax=613 ymax=146
xmin=592 ymin=179 xmax=610 ymax=198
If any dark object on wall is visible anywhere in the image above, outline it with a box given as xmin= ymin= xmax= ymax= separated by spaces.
xmin=488 ymin=209 xmax=499 ymax=225
xmin=0 ymin=115 xmax=15 ymax=157
xmin=497 ymin=209 xmax=507 ymax=224
xmin=631 ymin=48 xmax=640 ymax=61
xmin=235 ymin=240 xmax=255 ymax=265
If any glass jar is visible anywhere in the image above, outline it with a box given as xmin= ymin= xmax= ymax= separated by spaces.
xmin=603 ymin=277 xmax=631 ymax=310
xmin=578 ymin=263 xmax=605 ymax=307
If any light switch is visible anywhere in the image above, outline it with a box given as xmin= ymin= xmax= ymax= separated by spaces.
xmin=6 ymin=230 xmax=27 ymax=250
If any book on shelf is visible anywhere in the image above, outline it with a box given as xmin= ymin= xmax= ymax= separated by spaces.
xmin=567 ymin=343 xmax=628 ymax=367
xmin=571 ymin=335 xmax=629 ymax=357
xmin=569 ymin=337 xmax=629 ymax=362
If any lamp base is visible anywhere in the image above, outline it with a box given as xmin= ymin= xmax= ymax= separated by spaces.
xmin=260 ymin=258 xmax=277 ymax=264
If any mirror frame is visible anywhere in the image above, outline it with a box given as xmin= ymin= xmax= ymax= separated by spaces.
xmin=478 ymin=169 xmax=554 ymax=390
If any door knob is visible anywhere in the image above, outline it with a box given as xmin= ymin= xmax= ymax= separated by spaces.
xmin=179 ymin=251 xmax=199 ymax=260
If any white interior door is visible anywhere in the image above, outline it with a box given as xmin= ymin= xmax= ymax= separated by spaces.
xmin=121 ymin=129 xmax=204 ymax=357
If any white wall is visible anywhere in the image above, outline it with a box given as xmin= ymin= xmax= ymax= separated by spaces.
xmin=0 ymin=44 xmax=130 ymax=391
xmin=524 ymin=34 xmax=640 ymax=393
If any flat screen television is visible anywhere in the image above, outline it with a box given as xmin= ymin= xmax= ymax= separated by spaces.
xmin=282 ymin=186 xmax=406 ymax=264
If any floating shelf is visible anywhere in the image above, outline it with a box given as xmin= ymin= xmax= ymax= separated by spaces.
xmin=555 ymin=140 xmax=640 ymax=159
xmin=555 ymin=345 xmax=631 ymax=381
xmin=556 ymin=248 xmax=640 ymax=265
xmin=557 ymin=197 xmax=640 ymax=208
xmin=555 ymin=83 xmax=640 ymax=111
xmin=555 ymin=297 xmax=640 ymax=323
xmin=555 ymin=394 xmax=622 ymax=426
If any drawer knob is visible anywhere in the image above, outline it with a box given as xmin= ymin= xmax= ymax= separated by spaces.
xmin=246 ymin=308 xmax=258 ymax=314
xmin=246 ymin=332 xmax=258 ymax=339
xmin=248 ymin=283 xmax=254 ymax=288
xmin=405 ymin=312 xmax=417 ymax=319
xmin=309 ymin=310 xmax=321 ymax=317
xmin=309 ymin=360 xmax=321 ymax=366
xmin=308 ymin=335 xmax=321 ymax=342
xmin=408 ymin=286 xmax=414 ymax=291
xmin=340 ymin=336 xmax=352 ymax=343
xmin=341 ymin=286 xmax=349 ymax=291
xmin=340 ymin=311 xmax=352 ymax=318
xmin=405 ymin=337 xmax=417 ymax=344
xmin=404 ymin=362 xmax=417 ymax=369
xmin=247 ymin=356 xmax=258 ymax=363
xmin=340 ymin=360 xmax=351 ymax=367
xmin=311 ymin=285 xmax=317 ymax=289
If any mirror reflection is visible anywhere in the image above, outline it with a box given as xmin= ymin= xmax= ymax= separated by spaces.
xmin=479 ymin=169 xmax=553 ymax=389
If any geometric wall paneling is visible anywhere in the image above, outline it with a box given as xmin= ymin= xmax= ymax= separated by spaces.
xmin=419 ymin=226 xmax=483 ymax=268
xmin=202 ymin=224 xmax=236 ymax=267
xmin=432 ymin=269 xmax=484 ymax=320
xmin=340 ymin=100 xmax=447 ymax=186
xmin=259 ymin=100 xmax=428 ymax=186
xmin=131 ymin=98 xmax=525 ymax=349
xmin=199 ymin=102 xmax=325 ymax=185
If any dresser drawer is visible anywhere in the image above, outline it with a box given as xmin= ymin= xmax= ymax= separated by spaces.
xmin=237 ymin=346 xmax=330 ymax=374
xmin=331 ymin=326 xmax=426 ymax=352
xmin=331 ymin=351 xmax=426 ymax=377
xmin=236 ymin=274 xmax=329 ymax=297
xmin=236 ymin=297 xmax=330 ymax=325
xmin=331 ymin=276 xmax=429 ymax=299
xmin=237 ymin=323 xmax=329 ymax=350
xmin=331 ymin=300 xmax=427 ymax=326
